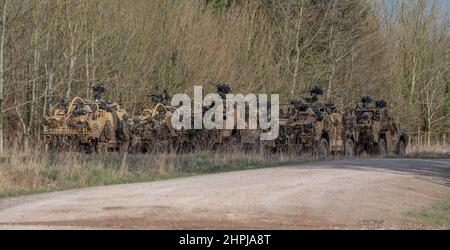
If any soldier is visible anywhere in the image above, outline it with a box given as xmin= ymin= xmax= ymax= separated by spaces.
xmin=92 ymin=83 xmax=107 ymax=102
xmin=305 ymin=106 xmax=317 ymax=123
xmin=83 ymin=104 xmax=94 ymax=121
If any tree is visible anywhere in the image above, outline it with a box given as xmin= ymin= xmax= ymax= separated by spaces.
xmin=0 ymin=0 xmax=8 ymax=153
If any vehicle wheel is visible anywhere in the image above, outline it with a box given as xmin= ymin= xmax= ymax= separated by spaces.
xmin=120 ymin=120 xmax=129 ymax=141
xmin=96 ymin=143 xmax=108 ymax=154
xmin=398 ymin=140 xmax=406 ymax=157
xmin=345 ymin=139 xmax=355 ymax=157
xmin=119 ymin=142 xmax=130 ymax=153
xmin=84 ymin=141 xmax=95 ymax=154
xmin=223 ymin=135 xmax=238 ymax=149
xmin=288 ymin=144 xmax=302 ymax=156
xmin=378 ymin=138 xmax=387 ymax=157
xmin=317 ymin=138 xmax=330 ymax=158
xmin=100 ymin=121 xmax=111 ymax=142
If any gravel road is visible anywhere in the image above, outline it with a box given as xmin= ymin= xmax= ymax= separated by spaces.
xmin=0 ymin=158 xmax=449 ymax=229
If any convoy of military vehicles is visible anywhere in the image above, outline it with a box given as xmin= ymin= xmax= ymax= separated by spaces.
xmin=42 ymin=83 xmax=408 ymax=157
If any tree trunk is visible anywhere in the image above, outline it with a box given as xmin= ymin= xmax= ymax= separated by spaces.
xmin=326 ymin=0 xmax=337 ymax=102
xmin=409 ymin=54 xmax=417 ymax=105
xmin=66 ymin=23 xmax=77 ymax=99
xmin=427 ymin=116 xmax=431 ymax=147
xmin=91 ymin=32 xmax=95 ymax=89
xmin=291 ymin=2 xmax=304 ymax=98
xmin=417 ymin=124 xmax=421 ymax=147
xmin=28 ymin=8 xmax=39 ymax=149
xmin=85 ymin=46 xmax=90 ymax=99
xmin=0 ymin=0 xmax=8 ymax=153
xmin=26 ymin=47 xmax=38 ymax=150
xmin=43 ymin=71 xmax=53 ymax=116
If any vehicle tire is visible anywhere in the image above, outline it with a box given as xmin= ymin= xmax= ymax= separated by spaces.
xmin=100 ymin=121 xmax=111 ymax=142
xmin=318 ymin=138 xmax=330 ymax=158
xmin=120 ymin=119 xmax=129 ymax=141
xmin=398 ymin=140 xmax=406 ymax=157
xmin=84 ymin=141 xmax=95 ymax=154
xmin=378 ymin=138 xmax=387 ymax=157
xmin=96 ymin=142 xmax=108 ymax=154
xmin=345 ymin=139 xmax=355 ymax=157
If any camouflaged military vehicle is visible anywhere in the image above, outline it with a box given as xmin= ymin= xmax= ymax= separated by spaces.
xmin=170 ymin=82 xmax=239 ymax=151
xmin=130 ymin=90 xmax=178 ymax=152
xmin=352 ymin=96 xmax=407 ymax=156
xmin=202 ymin=82 xmax=238 ymax=149
xmin=42 ymin=84 xmax=130 ymax=153
xmin=238 ymin=106 xmax=263 ymax=151
xmin=131 ymin=89 xmax=201 ymax=153
xmin=273 ymin=86 xmax=355 ymax=157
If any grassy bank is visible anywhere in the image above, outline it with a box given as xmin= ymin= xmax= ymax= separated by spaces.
xmin=0 ymin=149 xmax=309 ymax=198
xmin=1 ymin=144 xmax=449 ymax=199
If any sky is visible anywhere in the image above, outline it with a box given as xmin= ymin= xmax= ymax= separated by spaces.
xmin=439 ymin=0 xmax=450 ymax=8
xmin=436 ymin=0 xmax=450 ymax=16
xmin=378 ymin=0 xmax=450 ymax=21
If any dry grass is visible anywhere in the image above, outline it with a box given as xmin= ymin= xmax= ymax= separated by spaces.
xmin=406 ymin=144 xmax=450 ymax=158
xmin=1 ymin=142 xmax=448 ymax=198
xmin=0 ymin=147 xmax=308 ymax=198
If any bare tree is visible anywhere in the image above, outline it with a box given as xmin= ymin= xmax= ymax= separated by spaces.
xmin=0 ymin=0 xmax=8 ymax=153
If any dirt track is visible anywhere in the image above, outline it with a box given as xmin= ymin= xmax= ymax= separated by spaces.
xmin=0 ymin=158 xmax=449 ymax=229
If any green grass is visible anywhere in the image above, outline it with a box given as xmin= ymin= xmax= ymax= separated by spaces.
xmin=407 ymin=201 xmax=450 ymax=228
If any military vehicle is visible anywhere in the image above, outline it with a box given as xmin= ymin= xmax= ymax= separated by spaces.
xmin=271 ymin=86 xmax=355 ymax=157
xmin=167 ymin=82 xmax=240 ymax=151
xmin=237 ymin=106 xmax=263 ymax=151
xmin=131 ymin=89 xmax=206 ymax=153
xmin=202 ymin=82 xmax=238 ymax=149
xmin=42 ymin=84 xmax=130 ymax=153
xmin=130 ymin=90 xmax=177 ymax=152
xmin=352 ymin=96 xmax=407 ymax=156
